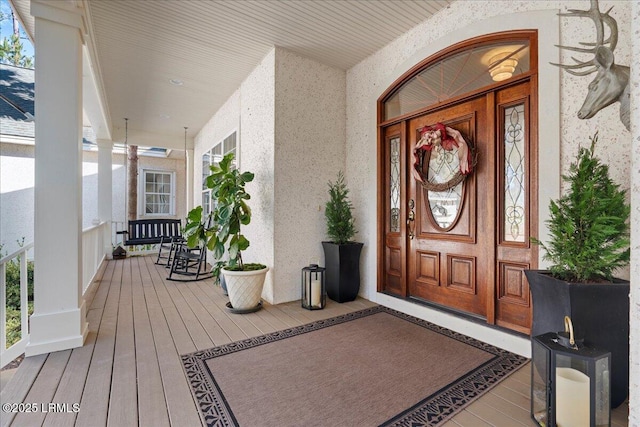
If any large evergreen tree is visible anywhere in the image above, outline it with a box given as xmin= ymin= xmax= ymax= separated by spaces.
xmin=0 ymin=7 xmax=34 ymax=68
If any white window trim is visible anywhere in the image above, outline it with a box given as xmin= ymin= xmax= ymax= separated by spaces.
xmin=139 ymin=168 xmax=176 ymax=217
xmin=202 ymin=130 xmax=238 ymax=216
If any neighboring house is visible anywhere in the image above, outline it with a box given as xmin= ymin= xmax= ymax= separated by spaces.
xmin=0 ymin=64 xmax=186 ymax=255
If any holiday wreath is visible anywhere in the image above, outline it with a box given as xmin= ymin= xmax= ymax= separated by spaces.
xmin=411 ymin=123 xmax=477 ymax=192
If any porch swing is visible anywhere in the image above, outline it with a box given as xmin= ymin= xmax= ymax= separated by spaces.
xmin=114 ymin=119 xmax=184 ymax=258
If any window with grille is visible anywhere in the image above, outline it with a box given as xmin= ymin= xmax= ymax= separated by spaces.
xmin=202 ymin=131 xmax=237 ymax=216
xmin=141 ymin=170 xmax=175 ymax=215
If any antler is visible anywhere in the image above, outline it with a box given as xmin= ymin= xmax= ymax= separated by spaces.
xmin=551 ymin=0 xmax=617 ymax=76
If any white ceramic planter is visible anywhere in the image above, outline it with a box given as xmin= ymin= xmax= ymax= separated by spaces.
xmin=222 ymin=266 xmax=269 ymax=310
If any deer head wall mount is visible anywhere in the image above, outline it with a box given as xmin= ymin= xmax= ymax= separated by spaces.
xmin=552 ymin=0 xmax=630 ymax=131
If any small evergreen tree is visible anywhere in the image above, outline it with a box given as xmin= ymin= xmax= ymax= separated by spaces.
xmin=325 ymin=171 xmax=357 ymax=244
xmin=533 ymin=132 xmax=630 ymax=282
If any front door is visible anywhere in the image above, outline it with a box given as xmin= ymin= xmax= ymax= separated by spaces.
xmin=380 ymin=81 xmax=537 ymax=334
xmin=407 ymin=96 xmax=492 ymax=318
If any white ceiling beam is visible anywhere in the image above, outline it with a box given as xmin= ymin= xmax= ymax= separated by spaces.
xmin=110 ymin=126 xmax=194 ymax=151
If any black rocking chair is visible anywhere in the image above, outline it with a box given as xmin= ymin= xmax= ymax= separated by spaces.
xmin=156 ymin=235 xmax=184 ymax=267
xmin=167 ymin=242 xmax=212 ymax=282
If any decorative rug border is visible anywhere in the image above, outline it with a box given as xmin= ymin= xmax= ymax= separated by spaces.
xmin=181 ymin=305 xmax=528 ymax=427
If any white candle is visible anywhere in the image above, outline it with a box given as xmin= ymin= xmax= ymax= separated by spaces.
xmin=311 ymin=278 xmax=322 ymax=307
xmin=556 ymin=367 xmax=590 ymax=427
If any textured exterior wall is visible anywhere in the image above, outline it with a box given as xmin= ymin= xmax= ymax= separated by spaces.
xmin=1 ymin=143 xmax=186 ymax=254
xmin=193 ymin=48 xmax=345 ymax=304
xmin=346 ymin=1 xmax=632 ymax=353
xmin=240 ymin=51 xmax=277 ymax=301
xmin=194 ymin=50 xmax=277 ymax=302
xmin=629 ymin=1 xmax=639 ymax=424
xmin=273 ymin=48 xmax=346 ymax=304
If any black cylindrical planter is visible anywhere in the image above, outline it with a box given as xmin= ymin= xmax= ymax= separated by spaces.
xmin=322 ymin=241 xmax=363 ymax=303
xmin=526 ymin=270 xmax=630 ymax=408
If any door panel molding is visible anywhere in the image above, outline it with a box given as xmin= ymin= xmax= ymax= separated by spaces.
xmin=377 ymin=31 xmax=539 ymax=335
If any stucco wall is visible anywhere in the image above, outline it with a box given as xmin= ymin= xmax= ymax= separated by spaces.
xmin=345 ymin=1 xmax=632 ymax=354
xmin=194 ymin=50 xmax=277 ymax=302
xmin=193 ymin=48 xmax=346 ymax=304
xmin=629 ymin=2 xmax=639 ymax=425
xmin=273 ymin=48 xmax=346 ymax=303
xmin=1 ymin=142 xmax=186 ymax=255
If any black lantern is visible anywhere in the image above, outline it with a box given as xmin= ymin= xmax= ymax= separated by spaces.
xmin=301 ymin=264 xmax=326 ymax=310
xmin=531 ymin=317 xmax=611 ymax=427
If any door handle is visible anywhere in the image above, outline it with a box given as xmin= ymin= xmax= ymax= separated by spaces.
xmin=407 ymin=199 xmax=415 ymax=239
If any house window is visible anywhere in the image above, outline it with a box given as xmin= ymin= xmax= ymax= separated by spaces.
xmin=142 ymin=170 xmax=175 ymax=215
xmin=202 ymin=131 xmax=237 ymax=215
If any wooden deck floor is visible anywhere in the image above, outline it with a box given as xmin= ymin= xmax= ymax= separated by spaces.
xmin=1 ymin=256 xmax=629 ymax=426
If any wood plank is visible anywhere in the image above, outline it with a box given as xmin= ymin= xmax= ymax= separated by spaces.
xmin=475 ymin=390 xmax=532 ymax=423
xmin=89 ymin=255 xmax=116 ymax=311
xmin=107 ymin=258 xmax=138 ymax=426
xmin=75 ymin=257 xmax=123 ymax=426
xmin=7 ymin=256 xmax=628 ymax=427
xmin=251 ymin=303 xmax=298 ymax=331
xmin=11 ymin=350 xmax=72 ymax=427
xmin=189 ymin=281 xmax=247 ymax=343
xmin=42 ymin=309 xmax=102 ymax=427
xmin=169 ymin=272 xmax=232 ymax=347
xmin=154 ymin=262 xmax=214 ymax=351
xmin=446 ymin=409 xmax=493 ymax=427
xmin=464 ymin=398 xmax=532 ymax=426
xmin=130 ymin=257 xmax=170 ymax=427
xmin=144 ymin=259 xmax=197 ymax=355
xmin=201 ymin=282 xmax=263 ymax=339
xmin=140 ymin=258 xmax=202 ymax=426
xmin=0 ymin=354 xmax=47 ymax=427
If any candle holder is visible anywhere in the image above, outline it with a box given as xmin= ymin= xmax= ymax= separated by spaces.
xmin=531 ymin=317 xmax=611 ymax=427
xmin=301 ymin=264 xmax=326 ymax=310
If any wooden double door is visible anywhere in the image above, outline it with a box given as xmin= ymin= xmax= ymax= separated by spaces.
xmin=379 ymin=82 xmax=537 ymax=334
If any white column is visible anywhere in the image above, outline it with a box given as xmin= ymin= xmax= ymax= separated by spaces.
xmin=629 ymin=2 xmax=640 ymax=424
xmin=26 ymin=2 xmax=88 ymax=356
xmin=186 ymin=148 xmax=194 ymax=212
xmin=97 ymin=139 xmax=113 ymax=256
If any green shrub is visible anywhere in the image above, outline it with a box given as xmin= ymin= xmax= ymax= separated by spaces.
xmin=5 ymin=259 xmax=34 ymax=309
xmin=533 ymin=132 xmax=630 ymax=282
xmin=325 ymin=171 xmax=357 ymax=244
xmin=2 ymin=253 xmax=34 ymax=347
xmin=6 ymin=303 xmax=33 ymax=347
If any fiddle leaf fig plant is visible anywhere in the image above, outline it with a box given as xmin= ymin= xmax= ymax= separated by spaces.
xmin=184 ymin=152 xmax=263 ymax=280
xmin=532 ymin=132 xmax=630 ymax=282
xmin=325 ymin=171 xmax=357 ymax=244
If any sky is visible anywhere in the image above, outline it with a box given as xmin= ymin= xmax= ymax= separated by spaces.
xmin=0 ymin=0 xmax=35 ymax=59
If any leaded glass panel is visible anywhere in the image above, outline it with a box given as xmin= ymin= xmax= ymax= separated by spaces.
xmin=390 ymin=137 xmax=400 ymax=232
xmin=385 ymin=40 xmax=530 ymax=120
xmin=426 ymin=146 xmax=463 ymax=229
xmin=503 ymin=104 xmax=526 ymax=242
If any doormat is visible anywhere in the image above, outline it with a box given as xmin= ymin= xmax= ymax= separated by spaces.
xmin=181 ymin=306 xmax=527 ymax=427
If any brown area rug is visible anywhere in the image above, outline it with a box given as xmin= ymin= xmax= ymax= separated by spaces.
xmin=182 ymin=306 xmax=527 ymax=427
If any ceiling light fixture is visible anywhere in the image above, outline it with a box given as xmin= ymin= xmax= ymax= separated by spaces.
xmin=489 ymin=52 xmax=518 ymax=82
xmin=169 ymin=78 xmax=183 ymax=86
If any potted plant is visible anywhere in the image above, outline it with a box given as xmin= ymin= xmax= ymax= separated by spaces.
xmin=322 ymin=171 xmax=363 ymax=303
xmin=527 ymin=132 xmax=630 ymax=407
xmin=184 ymin=153 xmax=267 ymax=312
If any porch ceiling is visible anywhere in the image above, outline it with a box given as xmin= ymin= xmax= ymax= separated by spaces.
xmin=11 ymin=0 xmax=454 ymax=149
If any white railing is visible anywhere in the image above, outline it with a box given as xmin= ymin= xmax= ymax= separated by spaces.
xmin=112 ymin=220 xmax=126 ymax=246
xmin=0 ymin=243 xmax=34 ymax=368
xmin=82 ymin=222 xmax=107 ymax=294
xmin=1 ymin=222 xmax=108 ymax=369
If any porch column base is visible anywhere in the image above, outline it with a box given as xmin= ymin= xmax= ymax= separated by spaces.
xmin=25 ymin=304 xmax=88 ymax=357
